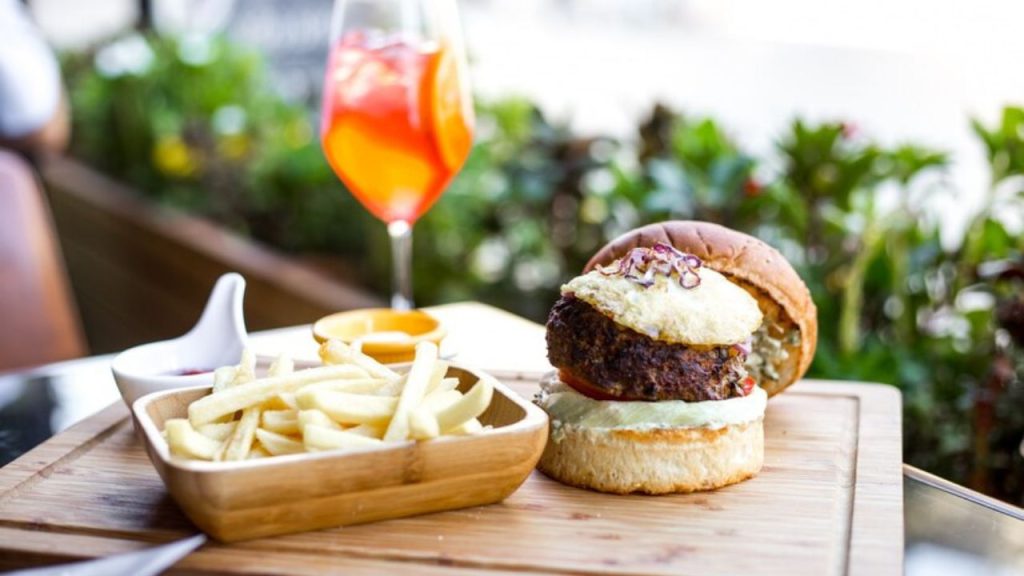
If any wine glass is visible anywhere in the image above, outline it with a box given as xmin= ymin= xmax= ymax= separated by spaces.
xmin=320 ymin=0 xmax=474 ymax=310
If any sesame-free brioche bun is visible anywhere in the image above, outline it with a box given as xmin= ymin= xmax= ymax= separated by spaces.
xmin=537 ymin=416 xmax=764 ymax=494
xmin=585 ymin=221 xmax=817 ymax=397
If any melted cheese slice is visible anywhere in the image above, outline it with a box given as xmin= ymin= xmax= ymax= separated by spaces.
xmin=563 ymin=268 xmax=762 ymax=346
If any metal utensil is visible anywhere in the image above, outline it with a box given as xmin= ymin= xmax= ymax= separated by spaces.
xmin=4 ymin=534 xmax=207 ymax=576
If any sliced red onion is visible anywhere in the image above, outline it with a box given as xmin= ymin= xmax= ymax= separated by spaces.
xmin=596 ymin=242 xmax=702 ymax=290
xmin=680 ymin=271 xmax=701 ymax=289
xmin=732 ymin=338 xmax=752 ymax=356
xmin=641 ymin=266 xmax=656 ymax=284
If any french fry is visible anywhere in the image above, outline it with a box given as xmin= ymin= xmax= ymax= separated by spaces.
xmin=431 ymin=377 xmax=460 ymax=395
xmin=220 ymin=407 xmax=258 ymax=461
xmin=296 ymin=389 xmax=398 ymax=425
xmin=248 ymin=444 xmax=270 ymax=459
xmin=213 ymin=437 xmax=230 ymax=461
xmin=260 ymin=360 xmax=299 ymax=411
xmin=255 ymin=429 xmax=304 ymax=456
xmin=423 ymin=361 xmax=450 ymax=394
xmin=223 ymin=353 xmax=295 ymax=461
xmin=268 ymin=354 xmax=294 ymax=377
xmin=278 ymin=392 xmax=299 ymax=410
xmin=434 ymin=376 xmax=494 ymax=433
xmin=234 ymin=348 xmax=257 ymax=385
xmin=409 ymin=407 xmax=440 ymax=440
xmin=297 ymin=409 xmax=343 ymax=430
xmin=188 ymin=364 xmax=369 ymax=425
xmin=449 ymin=418 xmax=484 ymax=435
xmin=303 ymin=424 xmax=383 ymax=451
xmin=421 ymin=389 xmax=462 ymax=412
xmin=300 ymin=378 xmax=394 ymax=396
xmin=196 ymin=421 xmax=236 ymax=442
xmin=212 ymin=366 xmax=237 ymax=393
xmin=221 ymin=366 xmax=262 ymax=461
xmin=165 ymin=419 xmax=221 ymax=460
xmin=410 ymin=367 xmax=459 ymax=441
xmin=319 ymin=339 xmax=399 ymax=380
xmin=372 ymin=374 xmax=407 ymax=397
xmin=344 ymin=423 xmax=385 ymax=438
xmin=383 ymin=342 xmax=438 ymax=441
xmin=262 ymin=409 xmax=300 ymax=435
xmin=261 ymin=394 xmax=293 ymax=411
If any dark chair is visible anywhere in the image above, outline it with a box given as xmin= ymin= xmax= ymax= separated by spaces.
xmin=0 ymin=150 xmax=86 ymax=371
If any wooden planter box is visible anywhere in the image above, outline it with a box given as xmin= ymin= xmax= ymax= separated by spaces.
xmin=39 ymin=156 xmax=381 ymax=354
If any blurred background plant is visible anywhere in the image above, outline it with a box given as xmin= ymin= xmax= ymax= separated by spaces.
xmin=62 ymin=33 xmax=1023 ymax=504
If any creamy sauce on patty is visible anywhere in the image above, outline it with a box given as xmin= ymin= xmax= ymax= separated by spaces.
xmin=535 ymin=373 xmax=768 ymax=432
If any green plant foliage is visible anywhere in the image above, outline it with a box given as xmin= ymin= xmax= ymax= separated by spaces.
xmin=62 ymin=34 xmax=379 ymax=265
xmin=62 ymin=34 xmax=1023 ymax=504
xmin=972 ymin=106 xmax=1024 ymax=184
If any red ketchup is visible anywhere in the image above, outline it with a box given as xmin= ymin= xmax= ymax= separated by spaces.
xmin=172 ymin=368 xmax=211 ymax=376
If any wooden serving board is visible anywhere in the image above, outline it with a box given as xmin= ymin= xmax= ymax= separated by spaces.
xmin=0 ymin=379 xmax=902 ymax=576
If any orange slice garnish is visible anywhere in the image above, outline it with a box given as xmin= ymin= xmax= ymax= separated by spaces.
xmin=425 ymin=44 xmax=473 ymax=171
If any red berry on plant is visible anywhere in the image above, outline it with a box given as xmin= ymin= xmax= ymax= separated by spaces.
xmin=743 ymin=178 xmax=762 ymax=197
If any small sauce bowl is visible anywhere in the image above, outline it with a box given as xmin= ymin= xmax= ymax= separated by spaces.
xmin=312 ymin=308 xmax=446 ymax=364
xmin=112 ymin=273 xmax=248 ymax=407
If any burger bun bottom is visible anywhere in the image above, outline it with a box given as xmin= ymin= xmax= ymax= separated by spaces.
xmin=537 ymin=412 xmax=764 ymax=495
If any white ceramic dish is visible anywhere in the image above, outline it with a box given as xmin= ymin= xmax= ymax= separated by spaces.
xmin=111 ymin=273 xmax=250 ymax=407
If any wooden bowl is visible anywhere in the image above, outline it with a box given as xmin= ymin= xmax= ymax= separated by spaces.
xmin=131 ymin=365 xmax=548 ymax=542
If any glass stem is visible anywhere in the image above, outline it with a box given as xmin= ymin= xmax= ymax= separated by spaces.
xmin=388 ymin=220 xmax=414 ymax=310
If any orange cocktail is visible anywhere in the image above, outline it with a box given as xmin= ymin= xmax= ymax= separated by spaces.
xmin=320 ymin=0 xmax=474 ymax=311
xmin=321 ymin=33 xmax=472 ymax=224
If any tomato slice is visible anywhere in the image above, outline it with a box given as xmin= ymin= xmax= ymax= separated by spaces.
xmin=558 ymin=370 xmax=622 ymax=402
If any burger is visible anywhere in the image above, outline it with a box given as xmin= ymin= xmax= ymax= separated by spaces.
xmin=535 ymin=221 xmax=817 ymax=494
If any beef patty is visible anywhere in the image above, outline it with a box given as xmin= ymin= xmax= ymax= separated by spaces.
xmin=545 ymin=295 xmax=748 ymax=402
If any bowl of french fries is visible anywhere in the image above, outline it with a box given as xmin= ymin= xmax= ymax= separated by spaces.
xmin=131 ymin=339 xmax=548 ymax=542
